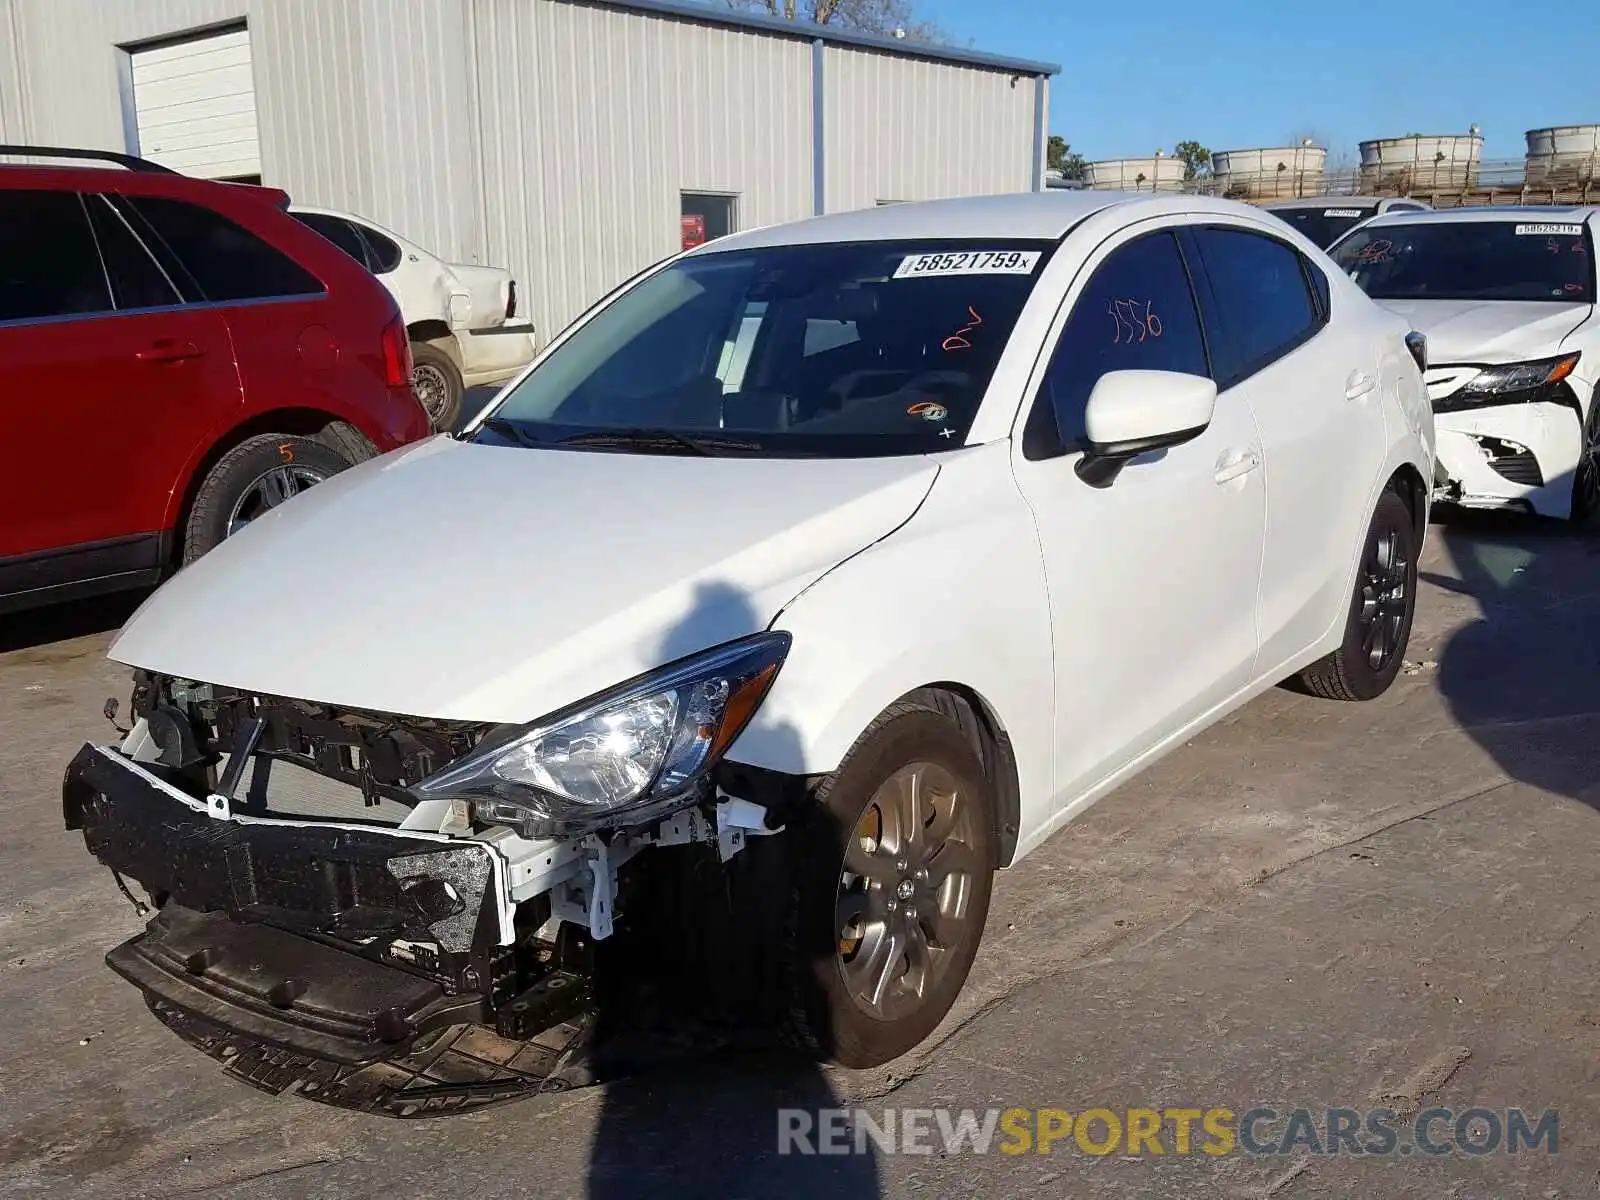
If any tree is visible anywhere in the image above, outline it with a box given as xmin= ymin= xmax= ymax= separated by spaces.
xmin=726 ymin=0 xmax=945 ymax=40
xmin=1173 ymin=139 xmax=1210 ymax=181
xmin=1047 ymin=135 xmax=1088 ymax=181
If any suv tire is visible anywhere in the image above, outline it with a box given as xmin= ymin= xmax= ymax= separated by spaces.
xmin=182 ymin=433 xmax=356 ymax=565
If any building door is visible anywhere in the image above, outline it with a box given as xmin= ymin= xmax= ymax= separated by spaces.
xmin=681 ymin=192 xmax=737 ymax=249
xmin=129 ymin=25 xmax=261 ymax=180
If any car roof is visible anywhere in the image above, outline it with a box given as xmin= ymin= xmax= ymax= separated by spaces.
xmin=1359 ymin=204 xmax=1600 ymax=230
xmin=694 ymin=190 xmax=1268 ymax=253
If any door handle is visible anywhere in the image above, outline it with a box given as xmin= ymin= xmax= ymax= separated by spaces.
xmin=1213 ymin=450 xmax=1261 ymax=484
xmin=136 ymin=339 xmax=206 ymax=363
xmin=1345 ymin=370 xmax=1377 ymax=400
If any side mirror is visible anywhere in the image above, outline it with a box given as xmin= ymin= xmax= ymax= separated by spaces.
xmin=1076 ymin=370 xmax=1218 ymax=488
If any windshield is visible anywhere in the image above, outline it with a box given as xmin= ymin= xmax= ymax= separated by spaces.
xmin=474 ymin=240 xmax=1054 ymax=457
xmin=1331 ymin=220 xmax=1596 ymax=302
xmin=1269 ymin=205 xmax=1377 ymax=249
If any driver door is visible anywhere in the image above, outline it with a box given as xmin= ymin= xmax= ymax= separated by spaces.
xmin=1010 ymin=225 xmax=1267 ymax=804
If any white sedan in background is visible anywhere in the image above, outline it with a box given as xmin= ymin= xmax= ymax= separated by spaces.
xmin=68 ymin=190 xmax=1434 ymax=1107
xmin=1331 ymin=206 xmax=1599 ymax=524
xmin=291 ymin=205 xmax=538 ymax=429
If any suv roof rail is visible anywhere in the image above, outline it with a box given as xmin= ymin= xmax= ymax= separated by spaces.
xmin=0 ymin=144 xmax=178 ymax=175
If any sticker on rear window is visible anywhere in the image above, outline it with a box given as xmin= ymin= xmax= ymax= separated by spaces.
xmin=1515 ymin=223 xmax=1584 ymax=236
xmin=1323 ymin=208 xmax=1363 ymax=218
xmin=893 ymin=250 xmax=1041 ymax=278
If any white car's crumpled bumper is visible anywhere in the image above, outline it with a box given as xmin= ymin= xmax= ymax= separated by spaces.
xmin=459 ymin=323 xmax=537 ymax=388
xmin=1433 ymin=401 xmax=1584 ymax=517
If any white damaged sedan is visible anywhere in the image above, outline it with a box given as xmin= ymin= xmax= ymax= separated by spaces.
xmin=66 ymin=191 xmax=1434 ymax=1113
xmin=1331 ymin=206 xmax=1599 ymax=522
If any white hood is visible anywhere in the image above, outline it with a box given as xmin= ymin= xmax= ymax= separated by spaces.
xmin=110 ymin=436 xmax=938 ymax=723
xmin=1374 ymin=298 xmax=1591 ymax=364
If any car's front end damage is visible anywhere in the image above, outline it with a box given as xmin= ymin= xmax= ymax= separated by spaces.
xmin=64 ymin=650 xmax=803 ymax=1116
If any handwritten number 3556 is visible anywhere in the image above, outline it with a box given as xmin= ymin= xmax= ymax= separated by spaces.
xmin=1108 ymin=299 xmax=1162 ymax=344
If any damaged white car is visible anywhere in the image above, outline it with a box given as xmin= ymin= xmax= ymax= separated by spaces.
xmin=66 ymin=191 xmax=1434 ymax=1115
xmin=1330 ymin=206 xmax=1599 ymax=523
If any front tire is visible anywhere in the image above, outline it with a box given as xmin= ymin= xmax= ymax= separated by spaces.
xmin=1571 ymin=395 xmax=1600 ymax=530
xmin=782 ymin=702 xmax=995 ymax=1068
xmin=1298 ymin=486 xmax=1418 ymax=701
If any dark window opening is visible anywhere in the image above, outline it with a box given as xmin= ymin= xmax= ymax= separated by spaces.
xmin=0 ymin=191 xmax=112 ymax=321
xmin=85 ymin=194 xmax=182 ymax=310
xmin=1188 ymin=226 xmax=1321 ymax=386
xmin=681 ymin=192 xmax=737 ymax=250
xmin=123 ymin=195 xmax=323 ymax=302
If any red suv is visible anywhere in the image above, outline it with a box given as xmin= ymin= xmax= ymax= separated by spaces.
xmin=0 ymin=147 xmax=432 ymax=614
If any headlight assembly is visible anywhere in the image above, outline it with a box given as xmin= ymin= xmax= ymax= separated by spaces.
xmin=412 ymin=632 xmax=790 ymax=839
xmin=1437 ymin=353 xmax=1580 ymax=413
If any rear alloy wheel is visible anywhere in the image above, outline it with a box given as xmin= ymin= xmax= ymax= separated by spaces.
xmin=1298 ymin=487 xmax=1418 ymax=701
xmin=783 ymin=703 xmax=995 ymax=1068
xmin=411 ymin=342 xmax=463 ymax=431
xmin=181 ymin=433 xmax=355 ymax=565
xmin=1571 ymin=398 xmax=1600 ymax=529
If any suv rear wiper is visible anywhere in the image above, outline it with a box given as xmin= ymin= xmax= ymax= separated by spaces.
xmin=557 ymin=428 xmax=761 ymax=456
xmin=475 ymin=416 xmax=546 ymax=448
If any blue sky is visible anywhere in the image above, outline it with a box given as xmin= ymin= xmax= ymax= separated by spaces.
xmin=921 ymin=0 xmax=1597 ymax=164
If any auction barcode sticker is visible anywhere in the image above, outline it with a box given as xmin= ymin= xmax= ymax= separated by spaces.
xmin=893 ymin=250 xmax=1041 ymax=278
xmin=1323 ymin=209 xmax=1363 ymax=218
xmin=1515 ymin=223 xmax=1584 ymax=236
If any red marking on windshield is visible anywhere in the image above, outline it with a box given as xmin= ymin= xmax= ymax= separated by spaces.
xmin=941 ymin=306 xmax=983 ymax=352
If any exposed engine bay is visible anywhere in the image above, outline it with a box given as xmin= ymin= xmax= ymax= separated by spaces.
xmin=63 ymin=671 xmax=811 ymax=1116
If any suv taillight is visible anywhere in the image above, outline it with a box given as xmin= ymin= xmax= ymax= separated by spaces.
xmin=507 ymin=280 xmax=517 ymax=322
xmin=381 ymin=315 xmax=413 ymax=388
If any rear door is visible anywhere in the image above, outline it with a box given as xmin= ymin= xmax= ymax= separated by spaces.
xmin=1183 ymin=224 xmax=1387 ymax=672
xmin=0 ymin=188 xmax=234 ymax=569
xmin=115 ymin=193 xmax=336 ymax=414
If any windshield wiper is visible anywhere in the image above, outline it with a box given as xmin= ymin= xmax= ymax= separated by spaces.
xmin=557 ymin=428 xmax=761 ymax=456
xmin=476 ymin=416 xmax=546 ymax=448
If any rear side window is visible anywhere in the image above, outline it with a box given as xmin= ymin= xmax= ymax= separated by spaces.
xmin=355 ymin=223 xmax=403 ymax=274
xmin=0 ymin=190 xmax=112 ymax=321
xmin=292 ymin=211 xmax=372 ymax=269
xmin=1188 ymin=227 xmax=1321 ymax=386
xmin=1027 ymin=230 xmax=1209 ymax=455
xmin=124 ymin=196 xmax=324 ymax=303
xmin=85 ymin=195 xmax=182 ymax=310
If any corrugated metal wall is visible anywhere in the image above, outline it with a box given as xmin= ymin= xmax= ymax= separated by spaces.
xmin=0 ymin=0 xmax=246 ymax=148
xmin=468 ymin=0 xmax=814 ymax=341
xmin=823 ymin=44 xmax=1038 ymax=211
xmin=2 ymin=0 xmax=1045 ymax=343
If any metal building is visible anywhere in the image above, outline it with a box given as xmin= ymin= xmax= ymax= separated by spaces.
xmin=0 ymin=0 xmax=1057 ymax=342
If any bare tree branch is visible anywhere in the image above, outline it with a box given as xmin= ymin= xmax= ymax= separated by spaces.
xmin=726 ymin=0 xmax=946 ymax=40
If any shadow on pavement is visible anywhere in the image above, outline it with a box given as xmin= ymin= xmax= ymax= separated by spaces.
xmin=584 ymin=580 xmax=879 ymax=1197
xmin=1429 ymin=493 xmax=1600 ymax=809
xmin=0 ymin=590 xmax=148 ymax=655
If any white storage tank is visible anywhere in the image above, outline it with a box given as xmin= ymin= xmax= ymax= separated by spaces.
xmin=1084 ymin=155 xmax=1186 ymax=192
xmin=1209 ymin=145 xmax=1327 ymax=199
xmin=1525 ymin=125 xmax=1600 ymax=185
xmin=1359 ymin=132 xmax=1483 ymax=191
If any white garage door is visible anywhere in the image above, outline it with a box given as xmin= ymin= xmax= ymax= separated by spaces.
xmin=131 ymin=28 xmax=260 ymax=180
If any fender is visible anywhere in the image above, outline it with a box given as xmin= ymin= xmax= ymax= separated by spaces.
xmin=727 ymin=441 xmax=1058 ymax=851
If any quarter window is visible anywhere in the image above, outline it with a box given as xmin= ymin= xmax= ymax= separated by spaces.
xmin=1028 ymin=230 xmax=1209 ymax=455
xmin=292 ymin=211 xmax=371 ymax=268
xmin=123 ymin=196 xmax=324 ymax=302
xmin=354 ymin=223 xmax=403 ymax=273
xmin=1188 ymin=227 xmax=1320 ymax=385
xmin=0 ymin=191 xmax=112 ymax=321
xmin=85 ymin=195 xmax=182 ymax=310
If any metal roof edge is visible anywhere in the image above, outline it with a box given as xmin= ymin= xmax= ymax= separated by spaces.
xmin=576 ymin=0 xmax=1061 ymax=75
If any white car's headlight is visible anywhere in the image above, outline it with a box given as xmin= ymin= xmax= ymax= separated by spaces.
xmin=413 ymin=633 xmax=790 ymax=839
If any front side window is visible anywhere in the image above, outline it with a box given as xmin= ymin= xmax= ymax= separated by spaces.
xmin=1029 ymin=231 xmax=1208 ymax=453
xmin=1331 ymin=220 xmax=1595 ymax=303
xmin=0 ymin=190 xmax=111 ymax=321
xmin=478 ymin=240 xmax=1053 ymax=457
xmin=123 ymin=196 xmax=324 ymax=302
xmin=1189 ymin=227 xmax=1320 ymax=384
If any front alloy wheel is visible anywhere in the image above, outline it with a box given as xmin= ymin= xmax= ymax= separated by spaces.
xmin=1572 ymin=400 xmax=1600 ymax=528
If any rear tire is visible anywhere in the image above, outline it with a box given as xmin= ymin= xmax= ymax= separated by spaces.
xmin=411 ymin=342 xmax=463 ymax=431
xmin=181 ymin=433 xmax=355 ymax=565
xmin=1298 ymin=486 xmax=1418 ymax=701
xmin=780 ymin=702 xmax=995 ymax=1068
